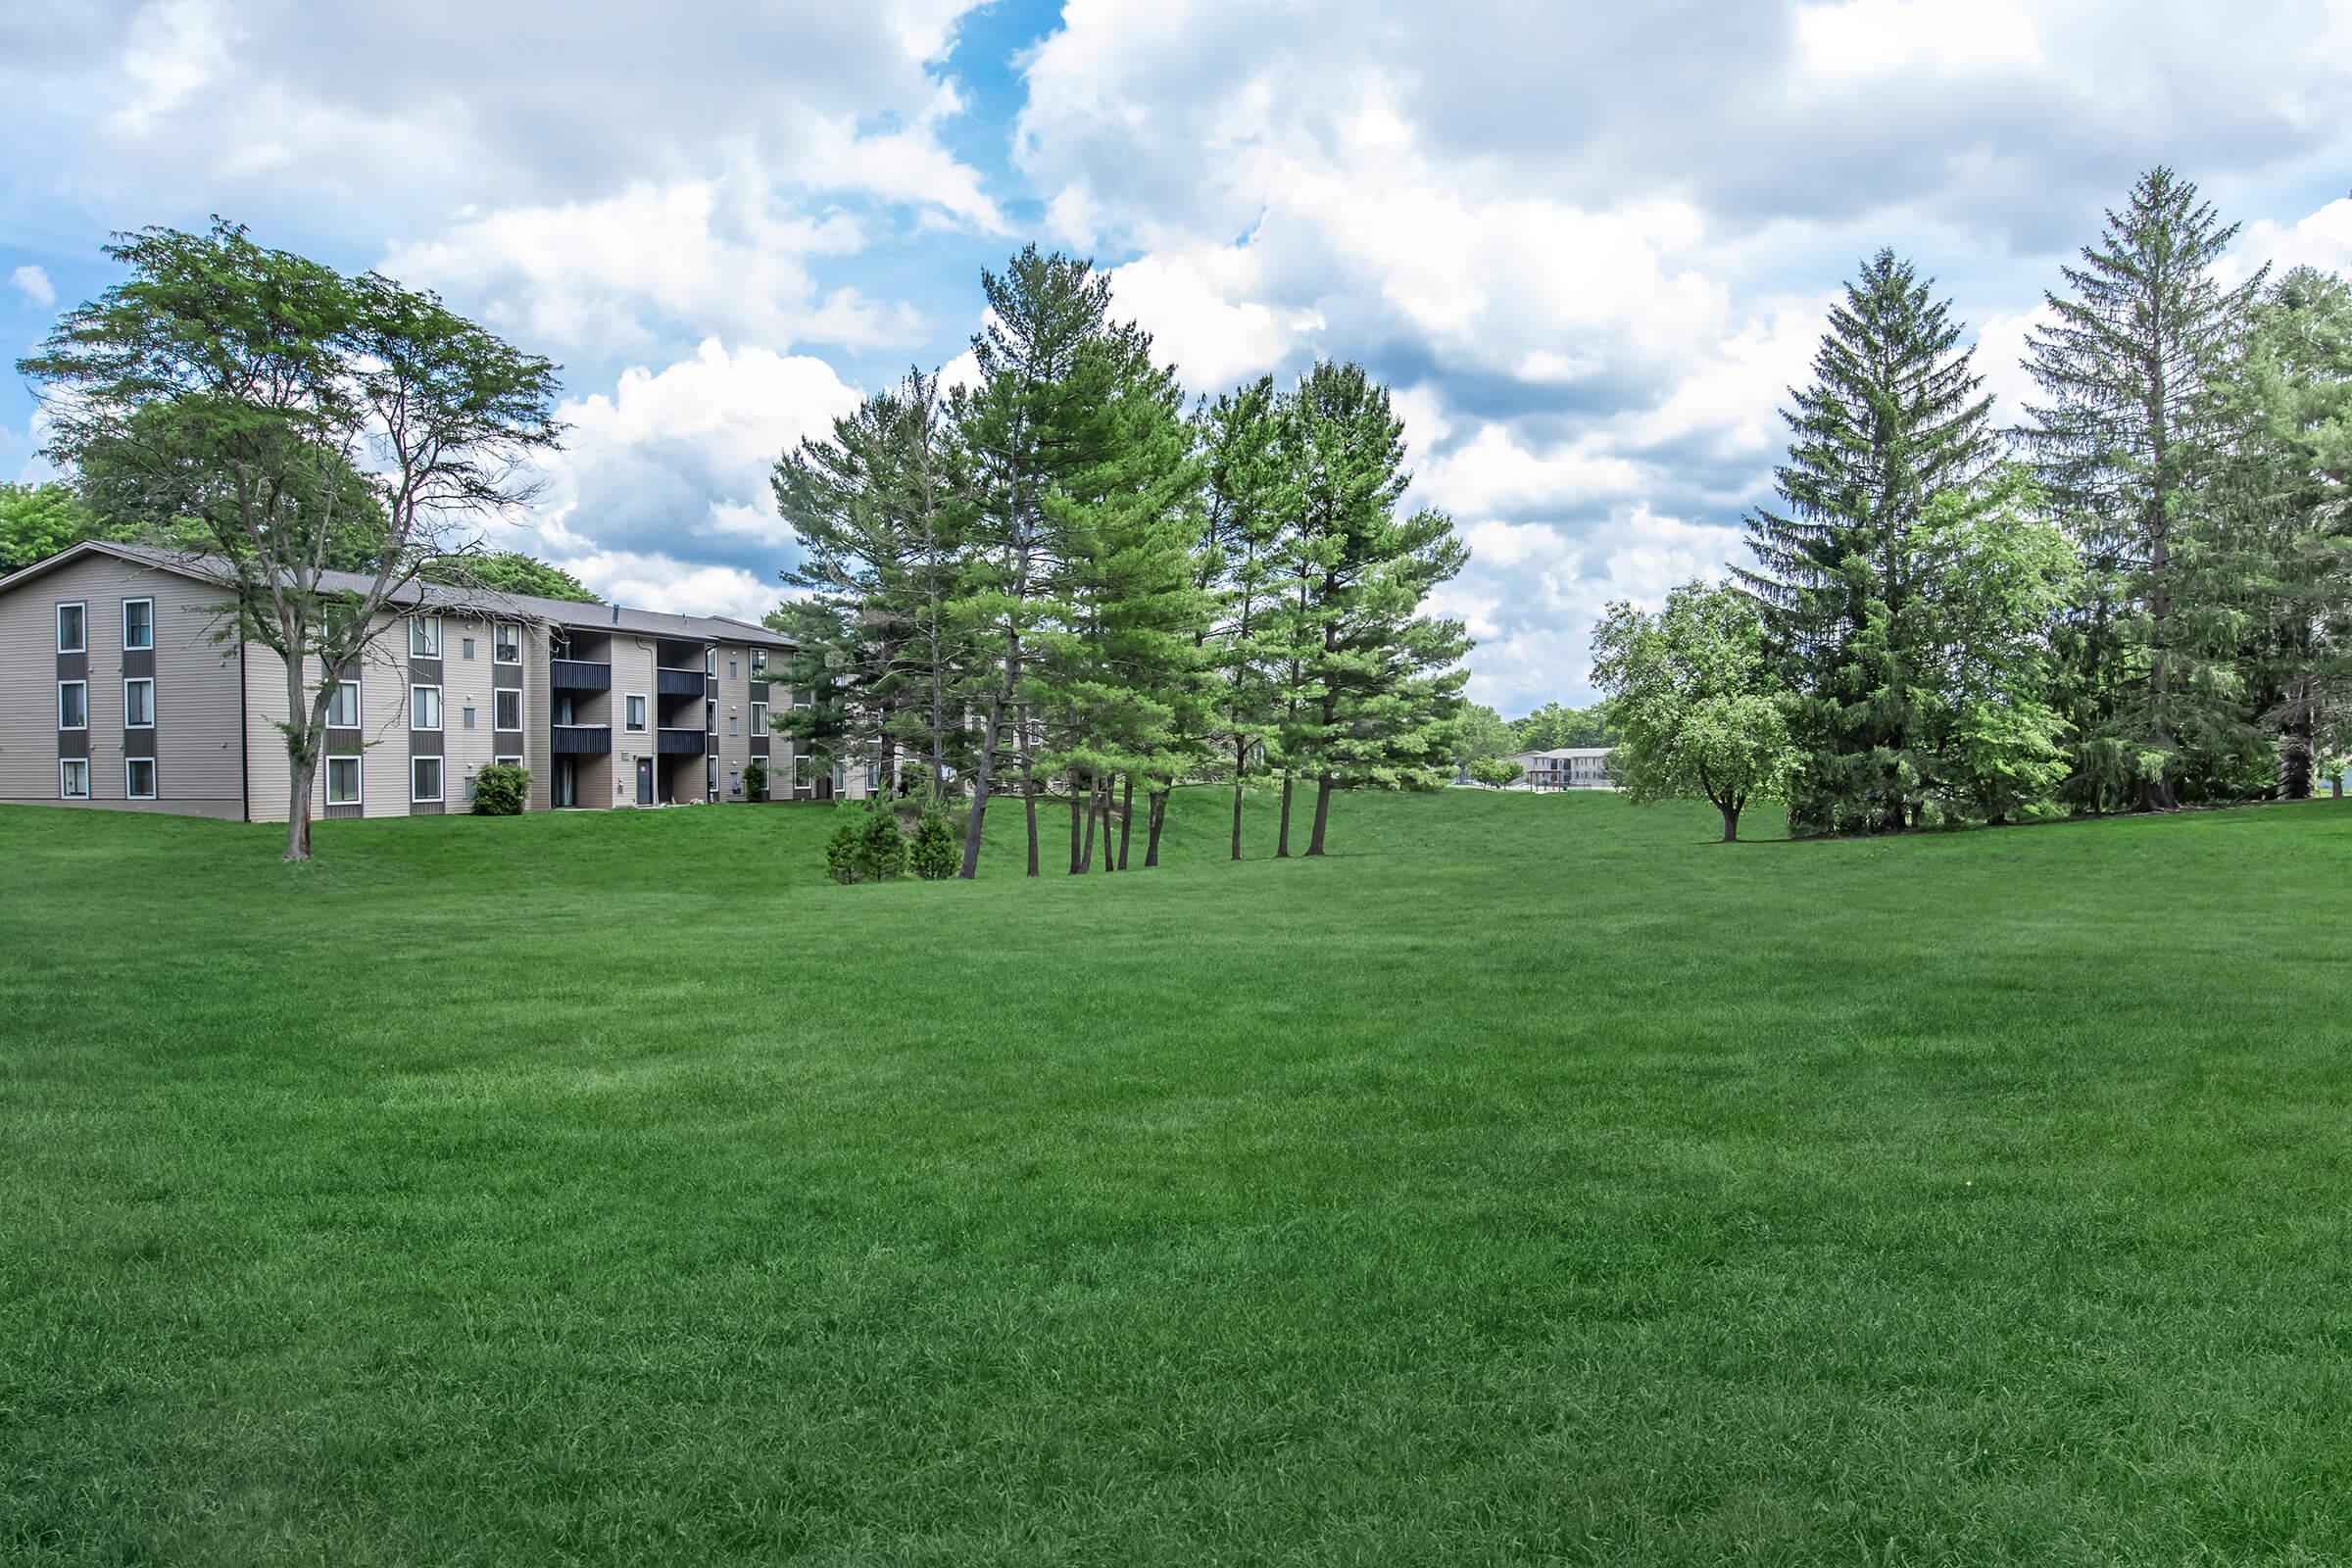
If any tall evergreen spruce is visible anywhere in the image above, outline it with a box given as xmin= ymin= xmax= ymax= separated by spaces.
xmin=2022 ymin=167 xmax=2266 ymax=810
xmin=1734 ymin=248 xmax=1995 ymax=834
xmin=2202 ymin=267 xmax=2352 ymax=799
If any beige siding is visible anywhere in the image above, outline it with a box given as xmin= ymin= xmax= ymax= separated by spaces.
xmin=607 ymin=633 xmax=658 ymax=807
xmin=246 ymin=618 xmax=417 ymax=821
xmin=0 ymin=554 xmax=244 ymax=816
xmin=438 ymin=612 xmax=501 ymax=808
xmin=525 ymin=625 xmax=551 ymax=810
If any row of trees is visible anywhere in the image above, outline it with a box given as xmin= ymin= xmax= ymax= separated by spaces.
xmin=770 ymin=247 xmax=1472 ymax=879
xmin=1603 ymin=168 xmax=2351 ymax=839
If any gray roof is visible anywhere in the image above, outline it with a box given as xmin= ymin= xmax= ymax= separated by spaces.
xmin=1518 ymin=747 xmax=1613 ymax=760
xmin=0 ymin=539 xmax=797 ymax=651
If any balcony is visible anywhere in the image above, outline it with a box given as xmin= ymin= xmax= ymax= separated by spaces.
xmin=656 ymin=666 xmax=706 ymax=698
xmin=551 ymin=658 xmax=612 ymax=692
xmin=656 ymin=727 xmax=706 ymax=756
xmin=552 ymin=724 xmax=611 ymax=755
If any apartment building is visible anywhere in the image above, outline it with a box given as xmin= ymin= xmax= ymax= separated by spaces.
xmin=0 ymin=540 xmax=803 ymax=820
xmin=1511 ymin=746 xmax=1614 ymax=790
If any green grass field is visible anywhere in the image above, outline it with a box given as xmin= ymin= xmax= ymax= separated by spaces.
xmin=5 ymin=789 xmax=2351 ymax=1566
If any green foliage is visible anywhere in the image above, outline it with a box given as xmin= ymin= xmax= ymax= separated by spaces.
xmin=826 ymin=801 xmax=909 ymax=883
xmin=1509 ymin=701 xmax=1615 ymax=751
xmin=0 ymin=481 xmax=99 ymax=574
xmin=2023 ymin=168 xmax=2267 ymax=810
xmin=742 ymin=758 xmax=768 ymax=804
xmin=469 ymin=762 xmax=529 ymax=816
xmin=428 ymin=551 xmax=600 ymax=602
xmin=1467 ymin=756 xmax=1524 ymax=788
xmin=1592 ymin=582 xmax=1798 ymax=842
xmin=1735 ymin=248 xmax=1997 ymax=835
xmin=909 ymin=808 xmax=959 ymax=879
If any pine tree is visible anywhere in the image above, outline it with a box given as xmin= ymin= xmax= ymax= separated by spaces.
xmin=1196 ymin=377 xmax=1286 ymax=859
xmin=2022 ymin=167 xmax=2266 ymax=810
xmin=1266 ymin=362 xmax=1471 ymax=856
xmin=1734 ymin=248 xmax=1996 ymax=834
xmin=2201 ymin=267 xmax=2352 ymax=799
xmin=950 ymin=247 xmax=1133 ymax=878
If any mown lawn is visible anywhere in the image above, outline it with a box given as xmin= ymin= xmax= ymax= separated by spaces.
xmin=3 ymin=788 xmax=2350 ymax=1566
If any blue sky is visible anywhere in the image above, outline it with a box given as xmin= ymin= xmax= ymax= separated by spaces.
xmin=9 ymin=0 xmax=2352 ymax=712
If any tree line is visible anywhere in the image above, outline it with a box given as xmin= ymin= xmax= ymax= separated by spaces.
xmin=1594 ymin=167 xmax=2352 ymax=839
xmin=768 ymin=246 xmax=1472 ymax=879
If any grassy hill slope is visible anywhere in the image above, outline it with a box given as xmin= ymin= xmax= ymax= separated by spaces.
xmin=4 ymin=790 xmax=2350 ymax=1565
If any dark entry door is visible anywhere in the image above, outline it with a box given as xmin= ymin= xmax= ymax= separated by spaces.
xmin=635 ymin=757 xmax=654 ymax=806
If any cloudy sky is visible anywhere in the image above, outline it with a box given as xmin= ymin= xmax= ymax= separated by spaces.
xmin=8 ymin=1 xmax=2352 ymax=711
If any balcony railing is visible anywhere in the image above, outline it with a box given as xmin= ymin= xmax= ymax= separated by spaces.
xmin=552 ymin=724 xmax=611 ymax=755
xmin=551 ymin=658 xmax=612 ymax=691
xmin=656 ymin=727 xmax=706 ymax=756
xmin=656 ymin=666 xmax=706 ymax=697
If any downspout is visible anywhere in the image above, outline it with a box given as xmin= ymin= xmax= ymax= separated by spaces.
xmin=238 ymin=634 xmax=250 ymax=823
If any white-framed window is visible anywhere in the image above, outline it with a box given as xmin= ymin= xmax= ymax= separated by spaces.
xmin=409 ymin=614 xmax=442 ymax=659
xmin=462 ymin=706 xmax=476 ymax=730
xmin=125 ymin=758 xmax=157 ymax=800
xmin=729 ymin=767 xmax=740 ymax=795
xmin=831 ymin=759 xmax=846 ymax=794
xmin=624 ymin=694 xmax=647 ymax=732
xmin=461 ymin=635 xmax=475 ymax=661
xmin=705 ymin=699 xmax=715 ymax=733
xmin=494 ymin=623 xmax=521 ymax=663
xmin=410 ymin=684 xmax=442 ymax=731
xmin=865 ymin=761 xmax=880 ymax=795
xmin=752 ymin=649 xmax=767 ymax=674
xmin=704 ymin=647 xmax=716 ymax=676
xmin=728 ymin=660 xmax=738 ymax=680
xmin=327 ymin=678 xmax=361 ymax=727
xmin=727 ymin=713 xmax=738 ymax=735
xmin=60 ymin=759 xmax=89 ymax=799
xmin=751 ymin=699 xmax=767 ymax=734
xmin=123 ymin=677 xmax=155 ymax=728
xmin=706 ymin=756 xmax=716 ymax=799
xmin=122 ymin=598 xmax=154 ymax=651
xmin=494 ymin=754 xmax=524 ymax=768
xmin=411 ymin=756 xmax=444 ymax=803
xmin=494 ymin=688 xmax=522 ymax=730
xmin=57 ymin=679 xmax=87 ymax=730
xmin=325 ymin=756 xmax=363 ymax=806
xmin=56 ymin=602 xmax=85 ymax=654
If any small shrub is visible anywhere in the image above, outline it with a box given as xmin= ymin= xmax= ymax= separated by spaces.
xmin=858 ymin=802 xmax=908 ymax=881
xmin=909 ymin=808 xmax=958 ymax=879
xmin=743 ymin=758 xmax=768 ymax=803
xmin=471 ymin=762 xmax=529 ymax=815
xmin=825 ymin=801 xmax=908 ymax=883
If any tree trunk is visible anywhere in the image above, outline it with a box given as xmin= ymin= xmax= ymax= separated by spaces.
xmin=284 ymin=752 xmax=317 ymax=861
xmin=1117 ymin=776 xmax=1133 ymax=869
xmin=1720 ymin=803 xmax=1740 ymax=843
xmin=1230 ymin=779 xmax=1245 ymax=861
xmin=1305 ymin=772 xmax=1334 ymax=857
xmin=1069 ymin=785 xmax=1085 ymax=874
xmin=957 ymin=698 xmax=1001 ymax=880
xmin=2332 ymin=776 xmax=2344 ymax=800
xmin=1096 ymin=782 xmax=1112 ymax=874
xmin=2280 ymin=674 xmax=2315 ymax=801
xmin=1018 ymin=706 xmax=1040 ymax=877
xmin=1079 ymin=782 xmax=1098 ymax=873
xmin=1276 ymin=773 xmax=1294 ymax=858
xmin=1146 ymin=788 xmax=1167 ymax=867
xmin=281 ymin=659 xmax=318 ymax=862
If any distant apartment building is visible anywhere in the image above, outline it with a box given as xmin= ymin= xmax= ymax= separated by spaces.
xmin=0 ymin=540 xmax=809 ymax=820
xmin=1511 ymin=746 xmax=1614 ymax=790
